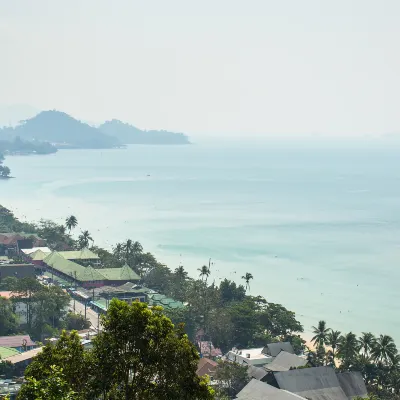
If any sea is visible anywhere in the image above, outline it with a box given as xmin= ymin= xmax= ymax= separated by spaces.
xmin=1 ymin=139 xmax=400 ymax=342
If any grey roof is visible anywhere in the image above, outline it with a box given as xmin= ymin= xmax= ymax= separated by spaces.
xmin=248 ymin=365 xmax=268 ymax=381
xmin=237 ymin=379 xmax=307 ymax=400
xmin=274 ymin=366 xmax=348 ymax=400
xmin=265 ymin=352 xmax=308 ymax=372
xmin=264 ymin=342 xmax=294 ymax=357
xmin=336 ymin=372 xmax=368 ymax=399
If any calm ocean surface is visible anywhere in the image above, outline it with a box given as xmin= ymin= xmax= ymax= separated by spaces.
xmin=1 ymin=141 xmax=400 ymax=341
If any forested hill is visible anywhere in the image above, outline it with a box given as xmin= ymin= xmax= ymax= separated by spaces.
xmin=0 ymin=111 xmax=120 ymax=149
xmin=99 ymin=119 xmax=190 ymax=145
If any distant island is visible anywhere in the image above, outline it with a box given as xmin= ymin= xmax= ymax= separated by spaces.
xmin=99 ymin=119 xmax=190 ymax=145
xmin=0 ymin=110 xmax=190 ymax=150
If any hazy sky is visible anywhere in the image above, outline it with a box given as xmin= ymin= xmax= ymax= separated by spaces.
xmin=0 ymin=0 xmax=399 ymax=137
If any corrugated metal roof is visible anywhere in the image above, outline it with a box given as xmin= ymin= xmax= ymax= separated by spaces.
xmin=196 ymin=358 xmax=218 ymax=377
xmin=247 ymin=365 xmax=268 ymax=380
xmin=336 ymin=372 xmax=368 ymax=399
xmin=237 ymin=379 xmax=307 ymax=399
xmin=0 ymin=335 xmax=36 ymax=348
xmin=266 ymin=351 xmax=308 ymax=372
xmin=274 ymin=366 xmax=348 ymax=400
xmin=99 ymin=265 xmax=140 ymax=281
xmin=29 ymin=249 xmax=51 ymax=261
xmin=264 ymin=342 xmax=295 ymax=357
xmin=22 ymin=247 xmax=51 ymax=255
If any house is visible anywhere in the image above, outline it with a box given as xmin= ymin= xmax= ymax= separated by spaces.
xmin=226 ymin=347 xmax=273 ymax=366
xmin=0 ymin=263 xmax=36 ymax=280
xmin=196 ymin=358 xmax=218 ymax=378
xmin=43 ymin=252 xmax=140 ymax=288
xmin=21 ymin=247 xmax=51 ymax=266
xmin=0 ymin=233 xmax=46 ymax=257
xmin=96 ymin=283 xmax=150 ymax=303
xmin=226 ymin=342 xmax=296 ymax=368
xmin=265 ymin=351 xmax=308 ymax=372
xmin=236 ymin=379 xmax=307 ymax=399
xmin=273 ymin=366 xmax=368 ymax=400
xmin=0 ymin=335 xmax=36 ymax=352
xmin=3 ymin=346 xmax=42 ymax=369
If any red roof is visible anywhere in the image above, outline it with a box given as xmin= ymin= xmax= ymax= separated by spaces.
xmin=0 ymin=335 xmax=36 ymax=348
xmin=196 ymin=357 xmax=218 ymax=377
xmin=0 ymin=291 xmax=13 ymax=299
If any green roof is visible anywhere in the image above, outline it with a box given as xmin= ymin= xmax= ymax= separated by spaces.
xmin=99 ymin=265 xmax=140 ymax=281
xmin=30 ymin=249 xmax=50 ymax=261
xmin=58 ymin=248 xmax=100 ymax=260
xmin=44 ymin=252 xmax=105 ymax=282
xmin=44 ymin=252 xmax=140 ymax=283
xmin=0 ymin=346 xmax=20 ymax=359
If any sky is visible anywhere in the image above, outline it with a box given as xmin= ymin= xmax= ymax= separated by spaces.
xmin=0 ymin=0 xmax=399 ymax=138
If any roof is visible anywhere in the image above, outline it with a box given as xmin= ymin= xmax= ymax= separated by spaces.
xmin=58 ymin=248 xmax=100 ymax=260
xmin=264 ymin=342 xmax=295 ymax=357
xmin=228 ymin=348 xmax=270 ymax=362
xmin=44 ymin=252 xmax=105 ymax=282
xmin=336 ymin=372 xmax=368 ymax=399
xmin=265 ymin=352 xmax=308 ymax=372
xmin=0 ymin=346 xmax=20 ymax=359
xmin=237 ymin=379 xmax=307 ymax=400
xmin=248 ymin=365 xmax=268 ymax=381
xmin=0 ymin=263 xmax=35 ymax=268
xmin=274 ymin=366 xmax=348 ymax=400
xmin=196 ymin=358 xmax=218 ymax=377
xmin=28 ymin=249 xmax=51 ymax=261
xmin=99 ymin=265 xmax=140 ymax=281
xmin=0 ymin=291 xmax=12 ymax=300
xmin=0 ymin=335 xmax=36 ymax=348
xmin=22 ymin=247 xmax=51 ymax=255
xmin=4 ymin=347 xmax=42 ymax=363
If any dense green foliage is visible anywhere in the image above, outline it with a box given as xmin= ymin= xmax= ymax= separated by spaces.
xmin=64 ymin=312 xmax=90 ymax=331
xmin=213 ymin=361 xmax=250 ymax=399
xmin=0 ymin=297 xmax=19 ymax=335
xmin=18 ymin=300 xmax=214 ymax=400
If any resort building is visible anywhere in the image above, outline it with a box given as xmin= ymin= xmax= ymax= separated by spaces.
xmin=43 ymin=251 xmax=140 ymax=288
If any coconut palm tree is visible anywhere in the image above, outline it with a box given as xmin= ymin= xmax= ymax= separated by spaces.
xmin=241 ymin=272 xmax=253 ymax=292
xmin=326 ymin=330 xmax=342 ymax=366
xmin=358 ymin=332 xmax=376 ymax=357
xmin=65 ymin=215 xmax=78 ymax=233
xmin=311 ymin=320 xmax=330 ymax=347
xmin=78 ymin=230 xmax=93 ymax=249
xmin=175 ymin=265 xmax=188 ymax=280
xmin=337 ymin=332 xmax=359 ymax=368
xmin=198 ymin=265 xmax=210 ymax=282
xmin=372 ymin=335 xmax=398 ymax=364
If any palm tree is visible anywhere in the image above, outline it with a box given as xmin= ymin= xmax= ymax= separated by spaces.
xmin=241 ymin=272 xmax=253 ymax=292
xmin=326 ymin=330 xmax=342 ymax=366
xmin=311 ymin=320 xmax=330 ymax=347
xmin=175 ymin=265 xmax=188 ymax=280
xmin=358 ymin=332 xmax=376 ymax=357
xmin=372 ymin=335 xmax=398 ymax=364
xmin=78 ymin=230 xmax=93 ymax=249
xmin=65 ymin=215 xmax=78 ymax=233
xmin=198 ymin=265 xmax=210 ymax=282
xmin=337 ymin=332 xmax=359 ymax=368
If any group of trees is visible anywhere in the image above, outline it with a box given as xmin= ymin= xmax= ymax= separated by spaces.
xmin=308 ymin=320 xmax=400 ymax=399
xmin=16 ymin=299 xmax=214 ymax=400
xmin=0 ymin=152 xmax=10 ymax=178
xmin=0 ymin=277 xmax=71 ymax=340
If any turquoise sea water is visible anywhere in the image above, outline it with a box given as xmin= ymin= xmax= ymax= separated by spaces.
xmin=1 ymin=141 xmax=400 ymax=340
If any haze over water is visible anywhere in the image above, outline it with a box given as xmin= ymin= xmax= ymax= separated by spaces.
xmin=2 ymin=141 xmax=400 ymax=341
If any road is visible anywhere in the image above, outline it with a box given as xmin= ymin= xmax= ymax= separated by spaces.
xmin=69 ymin=299 xmax=102 ymax=331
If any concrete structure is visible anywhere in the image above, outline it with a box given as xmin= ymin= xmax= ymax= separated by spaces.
xmin=226 ymin=347 xmax=273 ymax=367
